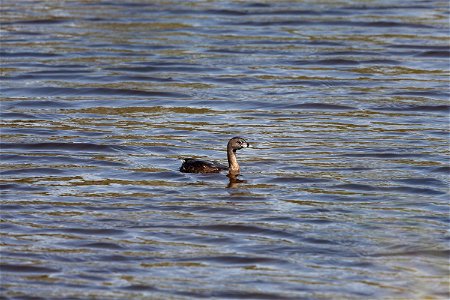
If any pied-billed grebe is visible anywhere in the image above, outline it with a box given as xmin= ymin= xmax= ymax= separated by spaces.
xmin=180 ymin=137 xmax=250 ymax=173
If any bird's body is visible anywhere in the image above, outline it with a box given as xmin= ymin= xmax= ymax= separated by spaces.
xmin=180 ymin=137 xmax=250 ymax=174
xmin=179 ymin=158 xmax=227 ymax=173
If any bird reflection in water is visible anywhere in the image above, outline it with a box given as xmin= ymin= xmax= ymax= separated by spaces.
xmin=227 ymin=172 xmax=247 ymax=188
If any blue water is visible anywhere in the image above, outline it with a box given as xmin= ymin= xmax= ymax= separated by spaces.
xmin=1 ymin=0 xmax=449 ymax=299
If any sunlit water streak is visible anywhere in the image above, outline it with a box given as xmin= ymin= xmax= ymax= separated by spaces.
xmin=1 ymin=0 xmax=449 ymax=299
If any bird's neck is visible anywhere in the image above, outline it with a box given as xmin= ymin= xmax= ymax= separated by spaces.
xmin=227 ymin=146 xmax=240 ymax=172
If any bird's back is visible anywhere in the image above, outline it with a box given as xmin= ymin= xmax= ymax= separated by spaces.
xmin=180 ymin=158 xmax=227 ymax=173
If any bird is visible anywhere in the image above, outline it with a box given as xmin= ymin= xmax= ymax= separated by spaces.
xmin=180 ymin=137 xmax=250 ymax=174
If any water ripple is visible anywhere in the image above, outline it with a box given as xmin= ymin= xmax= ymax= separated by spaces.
xmin=1 ymin=0 xmax=448 ymax=299
xmin=2 ymin=87 xmax=190 ymax=98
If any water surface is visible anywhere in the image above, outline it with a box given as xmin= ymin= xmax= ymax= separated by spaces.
xmin=1 ymin=0 xmax=449 ymax=299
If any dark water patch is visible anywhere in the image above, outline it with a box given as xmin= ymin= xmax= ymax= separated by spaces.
xmin=130 ymin=61 xmax=194 ymax=67
xmin=0 ymin=74 xmax=81 ymax=81
xmin=343 ymin=4 xmax=432 ymax=10
xmin=0 ymin=112 xmax=38 ymax=119
xmin=298 ymin=218 xmax=334 ymax=225
xmin=5 ymin=100 xmax=73 ymax=110
xmin=363 ymin=21 xmax=433 ymax=28
xmin=391 ymin=186 xmax=446 ymax=195
xmin=268 ymin=177 xmax=331 ymax=184
xmin=416 ymin=50 xmax=450 ymax=57
xmin=0 ymin=183 xmax=46 ymax=192
xmin=79 ymin=242 xmax=124 ymax=250
xmin=71 ymin=105 xmax=214 ymax=115
xmin=188 ymin=224 xmax=297 ymax=239
xmin=5 ymin=30 xmax=43 ymax=36
xmin=182 ymin=255 xmax=289 ymax=266
xmin=0 ymin=204 xmax=24 ymax=210
xmin=75 ymin=273 xmax=108 ymax=282
xmin=390 ymin=91 xmax=449 ymax=98
xmin=30 ymin=69 xmax=91 ymax=75
xmin=0 ymin=264 xmax=59 ymax=273
xmin=106 ymin=65 xmax=220 ymax=73
xmin=122 ymin=284 xmax=158 ymax=292
xmin=225 ymin=20 xmax=307 ymax=27
xmin=258 ymin=216 xmax=296 ymax=223
xmin=1 ymin=38 xmax=24 ymax=43
xmin=1 ymin=294 xmax=46 ymax=300
xmin=254 ymin=9 xmax=344 ymax=16
xmin=4 ymin=63 xmax=88 ymax=69
xmin=276 ymin=80 xmax=354 ymax=87
xmin=81 ymin=205 xmax=138 ymax=212
xmin=203 ymin=9 xmax=249 ymax=16
xmin=1 ymin=72 xmax=90 ymax=82
xmin=185 ymin=8 xmax=345 ymax=17
xmin=306 ymin=40 xmax=344 ymax=46
xmin=332 ymin=183 xmax=383 ymax=192
xmin=334 ymin=183 xmax=444 ymax=195
xmin=302 ymin=237 xmax=333 ymax=245
xmin=427 ymin=130 xmax=449 ymax=137
xmin=2 ymin=128 xmax=57 ymax=137
xmin=139 ymin=146 xmax=177 ymax=155
xmin=51 ymin=228 xmax=126 ymax=236
xmin=389 ymin=44 xmax=449 ymax=50
xmin=3 ymin=18 xmax=69 ymax=25
xmin=364 ymin=59 xmax=401 ymax=65
xmin=294 ymin=59 xmax=360 ymax=65
xmin=131 ymin=171 xmax=185 ymax=181
xmin=319 ymin=50 xmax=381 ymax=56
xmin=2 ymin=87 xmax=190 ymax=98
xmin=205 ymin=48 xmax=261 ymax=54
xmin=82 ymin=1 xmax=155 ymax=8
xmin=327 ymin=167 xmax=372 ymax=172
xmin=0 ymin=168 xmax=66 ymax=176
xmin=115 ymin=75 xmax=174 ymax=82
xmin=0 ymin=51 xmax=60 ymax=58
xmin=83 ymin=16 xmax=109 ymax=22
xmin=228 ymin=19 xmax=433 ymax=29
xmin=0 ymin=142 xmax=130 ymax=153
xmin=253 ymin=244 xmax=343 ymax=257
xmin=208 ymin=290 xmax=296 ymax=300
xmin=284 ymin=103 xmax=355 ymax=110
xmin=414 ymin=215 xmax=450 ymax=225
xmin=0 ymin=154 xmax=125 ymax=167
xmin=201 ymin=76 xmax=265 ymax=85
xmin=335 ymin=260 xmax=375 ymax=269
xmin=276 ymin=80 xmax=319 ymax=86
xmin=96 ymin=255 xmax=132 ymax=262
xmin=88 ymin=43 xmax=175 ymax=51
xmin=159 ymin=8 xmax=249 ymax=17
xmin=431 ymin=166 xmax=450 ymax=173
xmin=46 ymin=64 xmax=89 ymax=69
xmin=8 ymin=100 xmax=73 ymax=108
xmin=154 ymin=204 xmax=255 ymax=215
xmin=372 ymin=105 xmax=450 ymax=113
xmin=241 ymin=2 xmax=271 ymax=8
xmin=3 ymin=87 xmax=190 ymax=98
xmin=395 ymin=178 xmax=446 ymax=187
xmin=341 ymin=152 xmax=424 ymax=158
xmin=372 ymin=249 xmax=450 ymax=258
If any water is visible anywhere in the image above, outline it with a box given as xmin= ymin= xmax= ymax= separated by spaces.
xmin=1 ymin=0 xmax=449 ymax=299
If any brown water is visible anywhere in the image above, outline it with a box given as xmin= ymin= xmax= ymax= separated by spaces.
xmin=1 ymin=0 xmax=449 ymax=299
